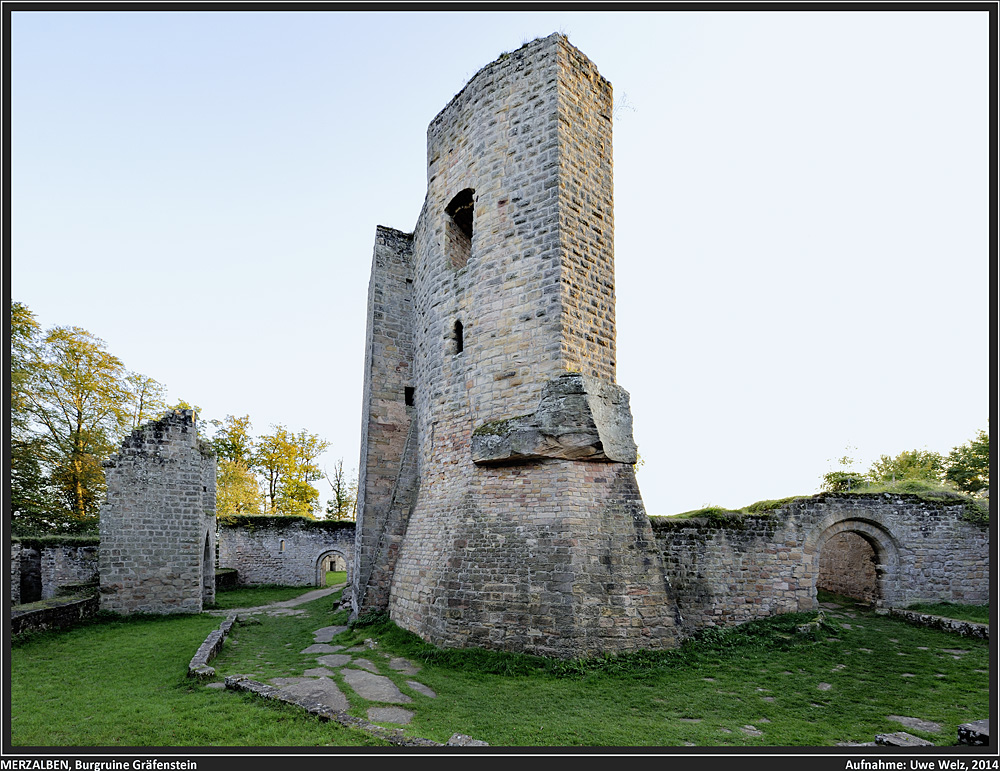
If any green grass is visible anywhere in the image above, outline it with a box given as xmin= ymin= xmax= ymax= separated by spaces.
xmin=11 ymin=588 xmax=990 ymax=748
xmin=903 ymin=602 xmax=990 ymax=624
xmin=205 ymin=584 xmax=320 ymax=610
xmin=10 ymin=604 xmax=386 ymax=747
xmin=325 ymin=570 xmax=347 ymax=586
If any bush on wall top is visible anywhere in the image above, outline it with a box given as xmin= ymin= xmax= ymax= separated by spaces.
xmin=217 ymin=514 xmax=355 ymax=532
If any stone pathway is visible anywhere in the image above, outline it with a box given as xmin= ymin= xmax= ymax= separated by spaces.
xmin=210 ymin=584 xmax=486 ymax=746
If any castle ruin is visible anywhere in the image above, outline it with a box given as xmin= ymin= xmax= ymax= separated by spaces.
xmin=351 ymin=33 xmax=989 ymax=659
xmin=353 ymin=33 xmax=679 ymax=658
xmin=98 ymin=409 xmax=217 ymax=614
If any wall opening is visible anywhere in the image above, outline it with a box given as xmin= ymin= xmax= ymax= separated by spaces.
xmin=404 ymin=386 xmax=415 ymax=407
xmin=202 ymin=532 xmax=213 ymax=605
xmin=445 ymin=188 xmax=475 ymax=269
xmin=818 ymin=531 xmax=880 ymax=605
xmin=316 ymin=549 xmax=352 ymax=587
xmin=454 ymin=320 xmax=464 ymax=354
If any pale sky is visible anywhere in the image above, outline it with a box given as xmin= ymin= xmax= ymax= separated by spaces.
xmin=8 ymin=8 xmax=992 ymax=516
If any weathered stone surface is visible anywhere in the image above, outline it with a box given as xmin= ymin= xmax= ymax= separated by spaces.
xmin=340 ymin=668 xmax=412 ymax=704
xmin=447 ymin=733 xmax=490 ymax=747
xmin=471 ymin=373 xmax=638 ymax=465
xmin=274 ymin=677 xmax=349 ymax=711
xmin=301 ymin=644 xmax=344 ymax=654
xmin=316 ymin=654 xmax=352 ymax=668
xmin=388 ymin=657 xmax=420 ymax=674
xmin=99 ymin=410 xmax=216 ymax=615
xmin=875 ymin=731 xmax=935 ymax=747
xmin=957 ymin=719 xmax=989 ymax=746
xmin=367 ymin=707 xmax=414 ymax=725
xmin=406 ymin=680 xmax=436 ymax=698
xmin=314 ymin=625 xmax=349 ymax=642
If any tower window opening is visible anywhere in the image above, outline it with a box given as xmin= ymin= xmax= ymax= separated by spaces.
xmin=454 ymin=320 xmax=464 ymax=354
xmin=445 ymin=188 xmax=475 ymax=269
xmin=404 ymin=386 xmax=415 ymax=407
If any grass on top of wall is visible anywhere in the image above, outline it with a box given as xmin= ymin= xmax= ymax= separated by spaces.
xmin=10 ymin=586 xmax=991 ymax=748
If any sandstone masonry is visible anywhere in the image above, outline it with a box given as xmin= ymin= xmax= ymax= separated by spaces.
xmin=351 ymin=34 xmax=989 ymax=659
xmin=218 ymin=516 xmax=355 ymax=587
xmin=98 ymin=410 xmax=216 ymax=614
xmin=354 ymin=34 xmax=677 ymax=658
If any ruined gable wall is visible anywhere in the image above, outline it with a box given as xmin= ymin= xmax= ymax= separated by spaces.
xmin=219 ymin=518 xmax=355 ymax=587
xmin=653 ymin=494 xmax=990 ymax=637
xmin=384 ymin=35 xmax=679 ymax=658
xmin=98 ymin=410 xmax=216 ymax=615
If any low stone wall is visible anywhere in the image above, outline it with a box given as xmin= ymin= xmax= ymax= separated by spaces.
xmin=652 ymin=493 xmax=989 ymax=637
xmin=886 ymin=608 xmax=989 ymax=639
xmin=11 ymin=593 xmax=100 ymax=635
xmin=218 ymin=517 xmax=355 ymax=587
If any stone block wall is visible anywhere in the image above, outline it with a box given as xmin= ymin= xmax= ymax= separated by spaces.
xmin=10 ymin=542 xmax=22 ymax=605
xmin=218 ymin=517 xmax=355 ymax=587
xmin=352 ymin=226 xmax=416 ymax=615
xmin=653 ymin=493 xmax=989 ymax=636
xmin=99 ymin=410 xmax=217 ymax=615
xmin=10 ymin=540 xmax=99 ymax=605
xmin=357 ymin=33 xmax=680 ymax=658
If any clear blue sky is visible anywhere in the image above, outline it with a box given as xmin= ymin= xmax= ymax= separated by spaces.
xmin=9 ymin=8 xmax=991 ymax=515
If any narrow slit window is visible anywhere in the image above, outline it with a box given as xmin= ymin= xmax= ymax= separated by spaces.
xmin=445 ymin=188 xmax=475 ymax=269
xmin=454 ymin=320 xmax=464 ymax=354
xmin=404 ymin=386 xmax=415 ymax=407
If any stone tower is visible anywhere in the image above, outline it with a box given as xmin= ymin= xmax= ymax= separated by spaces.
xmin=353 ymin=34 xmax=679 ymax=658
xmin=99 ymin=410 xmax=217 ymax=614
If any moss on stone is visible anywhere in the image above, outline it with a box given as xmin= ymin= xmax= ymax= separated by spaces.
xmin=472 ymin=415 xmax=530 ymax=437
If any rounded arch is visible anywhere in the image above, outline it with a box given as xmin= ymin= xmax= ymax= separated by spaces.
xmin=805 ymin=516 xmax=903 ymax=607
xmin=315 ymin=547 xmax=353 ymax=588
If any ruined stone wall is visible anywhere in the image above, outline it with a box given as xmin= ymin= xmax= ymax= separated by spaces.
xmin=653 ymin=494 xmax=989 ymax=636
xmin=352 ymin=227 xmax=415 ymax=615
xmin=369 ymin=34 xmax=678 ymax=658
xmin=39 ymin=544 xmax=98 ymax=599
xmin=10 ymin=542 xmax=22 ymax=605
xmin=219 ymin=517 xmax=355 ymax=587
xmin=99 ymin=410 xmax=217 ymax=615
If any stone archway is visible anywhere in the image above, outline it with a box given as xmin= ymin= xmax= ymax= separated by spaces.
xmin=818 ymin=531 xmax=880 ymax=604
xmin=315 ymin=548 xmax=353 ymax=588
xmin=806 ymin=516 xmax=903 ymax=608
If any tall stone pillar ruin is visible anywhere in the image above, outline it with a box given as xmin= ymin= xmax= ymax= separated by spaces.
xmin=99 ymin=409 xmax=217 ymax=614
xmin=353 ymin=33 xmax=680 ymax=658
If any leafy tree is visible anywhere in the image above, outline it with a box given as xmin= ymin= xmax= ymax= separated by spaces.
xmin=9 ymin=302 xmax=61 ymax=531
xmin=866 ymin=449 xmax=945 ymax=486
xmin=125 ymin=372 xmax=168 ymax=429
xmin=22 ymin=325 xmax=131 ymax=524
xmin=944 ymin=427 xmax=990 ymax=496
xmin=256 ymin=425 xmax=329 ymax=517
xmin=208 ymin=415 xmax=262 ymax=518
xmin=325 ymin=458 xmax=358 ymax=520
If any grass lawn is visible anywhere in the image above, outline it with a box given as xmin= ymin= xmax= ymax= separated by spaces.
xmin=10 ymin=586 xmax=990 ymax=748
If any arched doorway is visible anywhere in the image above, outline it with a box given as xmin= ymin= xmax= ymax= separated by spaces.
xmin=818 ymin=531 xmax=879 ymax=604
xmin=807 ymin=517 xmax=902 ymax=608
xmin=315 ymin=548 xmax=352 ymax=588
